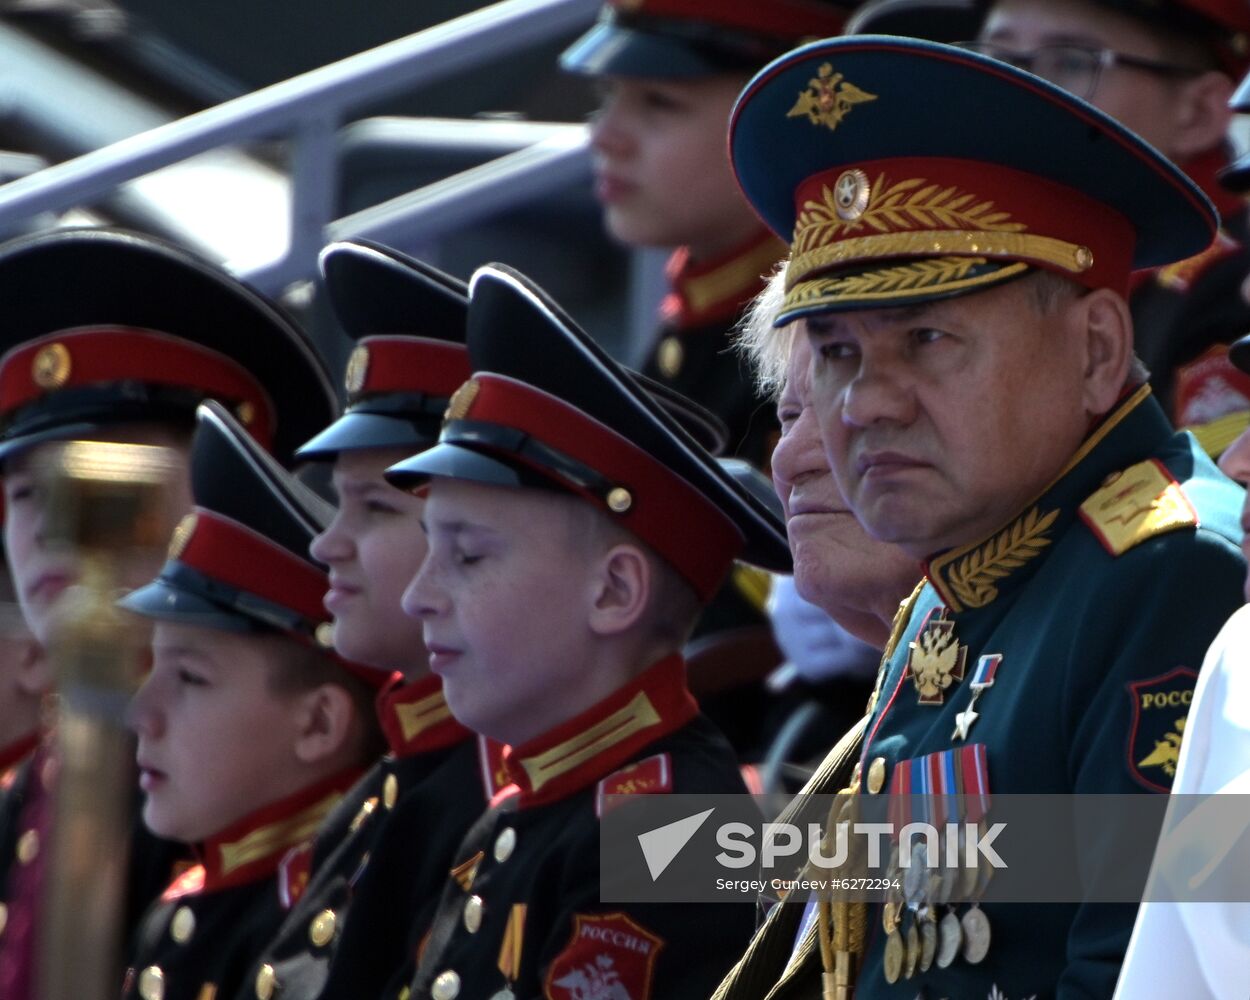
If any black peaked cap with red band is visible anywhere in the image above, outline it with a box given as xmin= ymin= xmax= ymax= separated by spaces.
xmin=0 ymin=227 xmax=335 ymax=466
xmin=561 ymin=0 xmax=856 ymax=79
xmin=295 ymin=240 xmax=474 ymax=461
xmin=384 ymin=265 xmax=791 ymax=603
xmin=120 ymin=401 xmax=386 ymax=686
xmin=297 ymin=239 xmax=729 ymax=460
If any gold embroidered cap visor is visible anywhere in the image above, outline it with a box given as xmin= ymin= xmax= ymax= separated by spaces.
xmin=728 ymin=37 xmax=1218 ymax=323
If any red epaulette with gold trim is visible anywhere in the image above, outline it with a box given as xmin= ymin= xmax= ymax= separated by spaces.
xmin=278 ymin=842 xmax=314 ymax=910
xmin=595 ymin=753 xmax=673 ymax=817
xmin=1078 ymin=459 xmax=1198 ymax=557
xmin=1154 ymin=230 xmax=1240 ymax=293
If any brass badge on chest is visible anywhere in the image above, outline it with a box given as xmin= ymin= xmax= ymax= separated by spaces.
xmin=907 ymin=609 xmax=967 ymax=704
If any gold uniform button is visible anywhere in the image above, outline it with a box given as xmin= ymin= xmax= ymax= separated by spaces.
xmin=138 ymin=966 xmax=165 ymax=1000
xmin=493 ymin=827 xmax=516 ymax=863
xmin=383 ymin=773 xmax=398 ymax=810
xmin=16 ymin=829 xmax=38 ymax=865
xmin=309 ymin=908 xmax=337 ymax=948
xmin=867 ymin=757 xmax=887 ymax=794
xmin=463 ymin=895 xmax=484 ymax=933
xmin=170 ymin=905 xmax=196 ymax=944
xmin=255 ymin=963 xmax=277 ymax=1000
xmin=657 ymin=336 xmax=684 ymax=379
xmin=431 ymin=970 xmax=461 ymax=1000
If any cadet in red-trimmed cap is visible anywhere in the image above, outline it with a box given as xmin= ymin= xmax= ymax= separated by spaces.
xmin=0 ymin=226 xmax=336 ymax=1000
xmin=563 ymin=0 xmax=852 ymax=472
xmin=564 ymin=0 xmax=856 ymax=759
xmin=970 ymin=0 xmax=1250 ymax=458
xmin=387 ymin=262 xmax=791 ymax=1000
xmin=239 ymin=240 xmax=494 ymax=1000
xmin=118 ymin=401 xmax=387 ymax=1000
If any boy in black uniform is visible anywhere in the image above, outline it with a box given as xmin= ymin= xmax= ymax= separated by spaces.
xmin=120 ymin=402 xmax=388 ymax=1000
xmin=0 ymin=227 xmax=336 ymax=999
xmin=240 ymin=241 xmax=494 ymax=1000
xmin=387 ymin=263 xmax=792 ymax=1000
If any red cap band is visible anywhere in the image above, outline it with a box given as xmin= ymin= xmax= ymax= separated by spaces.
xmin=346 ymin=336 xmax=471 ymax=402
xmin=459 ymin=373 xmax=744 ymax=601
xmin=0 ymin=328 xmax=275 ymax=448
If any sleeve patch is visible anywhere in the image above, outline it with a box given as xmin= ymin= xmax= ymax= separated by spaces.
xmin=1078 ymin=459 xmax=1198 ymax=557
xmin=544 ymin=912 xmax=664 ymax=1000
xmin=1174 ymin=345 xmax=1250 ymax=455
xmin=595 ymin=753 xmax=673 ymax=817
xmin=1127 ymin=667 xmax=1198 ymax=792
xmin=278 ymin=844 xmax=313 ymax=910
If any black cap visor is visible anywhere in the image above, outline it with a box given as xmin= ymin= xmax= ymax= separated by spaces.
xmin=295 ymin=411 xmax=442 ymax=462
xmin=561 ymin=20 xmax=760 ymax=78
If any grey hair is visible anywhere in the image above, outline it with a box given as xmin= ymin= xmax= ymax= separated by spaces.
xmin=735 ymin=261 xmax=799 ymax=400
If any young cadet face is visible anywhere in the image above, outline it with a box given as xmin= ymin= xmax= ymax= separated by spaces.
xmin=404 ymin=479 xmax=610 ymax=747
xmin=806 ymin=277 xmax=1089 ymax=560
xmin=129 ymin=623 xmax=311 ymax=843
xmin=980 ymin=0 xmax=1201 ymax=159
xmin=772 ymin=336 xmax=920 ymax=645
xmin=589 ymin=75 xmax=764 ymax=259
xmin=311 ymin=449 xmax=429 ymax=677
xmin=3 ymin=427 xmax=193 ymax=647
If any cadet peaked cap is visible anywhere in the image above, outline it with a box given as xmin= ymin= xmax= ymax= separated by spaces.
xmin=561 ymin=0 xmax=853 ymax=79
xmin=730 ymin=37 xmax=1218 ymax=323
xmin=296 ymin=240 xmax=474 ymax=461
xmin=298 ymin=239 xmax=729 ymax=460
xmin=844 ymin=0 xmax=986 ymax=42
xmin=385 ymin=265 xmax=791 ymax=602
xmin=1221 ymin=73 xmax=1250 ymax=193
xmin=0 ymin=227 xmax=335 ymax=466
xmin=121 ymin=401 xmax=387 ymax=686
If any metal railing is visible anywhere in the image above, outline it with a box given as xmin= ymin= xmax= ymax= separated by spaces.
xmin=0 ymin=0 xmax=602 ymax=294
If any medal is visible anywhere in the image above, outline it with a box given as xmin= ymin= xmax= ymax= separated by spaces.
xmin=918 ymin=911 xmax=938 ymax=972
xmin=953 ymin=654 xmax=1001 ymax=740
xmin=903 ymin=842 xmax=929 ymax=907
xmin=960 ymin=904 xmax=991 ymax=965
xmin=883 ymin=928 xmax=905 ymax=983
xmin=906 ymin=609 xmax=967 ymax=704
xmin=903 ymin=921 xmax=920 ymax=979
xmin=936 ymin=909 xmax=962 ymax=968
xmin=882 ymin=899 xmax=902 ymax=934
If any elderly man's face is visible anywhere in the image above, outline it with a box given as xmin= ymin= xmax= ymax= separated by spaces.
xmin=805 ymin=276 xmax=1090 ymax=558
xmin=772 ymin=336 xmax=919 ymax=640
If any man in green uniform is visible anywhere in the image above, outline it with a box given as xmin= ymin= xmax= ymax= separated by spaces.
xmin=713 ymin=34 xmax=1246 ymax=999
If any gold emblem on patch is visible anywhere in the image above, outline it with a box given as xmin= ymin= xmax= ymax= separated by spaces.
xmin=344 ymin=345 xmax=369 ymax=395
xmin=787 ymin=63 xmax=878 ymax=132
xmin=833 ymin=169 xmax=870 ymax=221
xmin=168 ymin=513 xmax=197 ymax=560
xmin=657 ymin=335 xmax=683 ymax=379
xmin=444 ymin=378 xmax=480 ymax=422
xmin=907 ymin=611 xmax=967 ymax=704
xmin=32 ymin=342 xmax=71 ymax=390
xmin=315 ymin=622 xmax=335 ymax=649
xmin=1138 ymin=717 xmax=1186 ymax=779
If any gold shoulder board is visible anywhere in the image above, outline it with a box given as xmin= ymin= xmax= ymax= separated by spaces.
xmin=1078 ymin=459 xmax=1197 ymax=557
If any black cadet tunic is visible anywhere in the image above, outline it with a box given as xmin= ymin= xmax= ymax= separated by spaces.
xmin=409 ymin=656 xmax=757 ymax=1000
xmin=242 ymin=677 xmax=491 ymax=1000
xmin=123 ymin=771 xmax=358 ymax=1000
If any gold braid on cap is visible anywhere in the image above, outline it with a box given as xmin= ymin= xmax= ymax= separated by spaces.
xmin=783 ymin=174 xmax=1093 ymax=312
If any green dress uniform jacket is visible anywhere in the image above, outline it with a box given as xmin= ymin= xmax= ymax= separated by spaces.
xmin=238 ymin=677 xmax=490 ymax=1000
xmin=713 ymin=387 xmax=1246 ymax=1000
xmin=409 ymin=656 xmax=756 ymax=1000
xmin=123 ymin=771 xmax=358 ymax=1000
